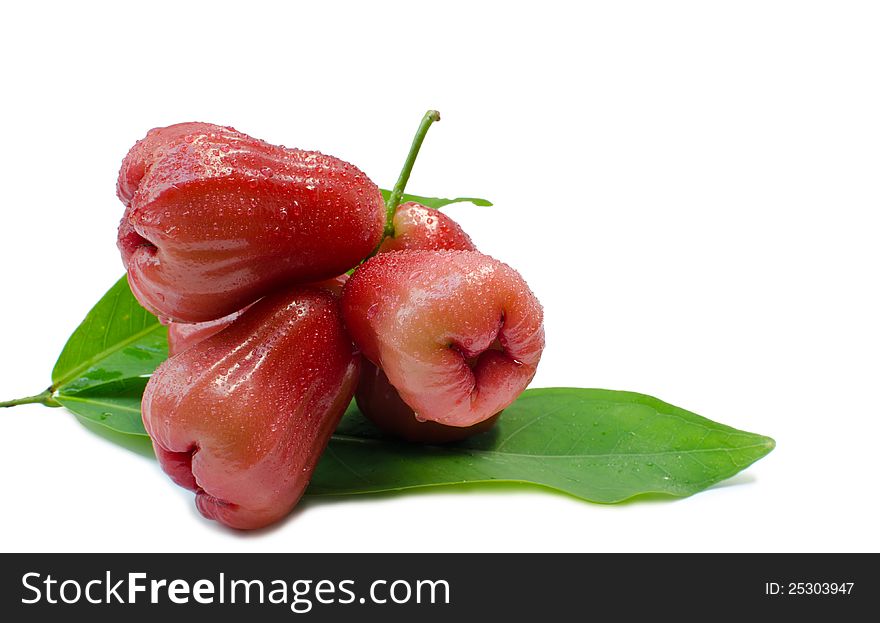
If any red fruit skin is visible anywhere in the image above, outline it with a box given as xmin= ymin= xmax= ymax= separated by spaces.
xmin=377 ymin=202 xmax=477 ymax=253
xmin=142 ymin=287 xmax=359 ymax=530
xmin=342 ymin=250 xmax=544 ymax=428
xmin=357 ymin=207 xmax=485 ymax=441
xmin=166 ymin=308 xmax=246 ymax=357
xmin=117 ymin=122 xmax=384 ymax=322
xmin=357 ymin=359 xmax=499 ymax=442
xmin=308 ymin=273 xmax=350 ymax=297
xmin=165 ymin=274 xmax=349 ymax=356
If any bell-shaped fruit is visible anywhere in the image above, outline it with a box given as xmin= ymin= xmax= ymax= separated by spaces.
xmin=356 ymin=205 xmax=489 ymax=441
xmin=117 ymin=122 xmax=384 ymax=322
xmin=342 ymin=250 xmax=544 ymax=428
xmin=143 ymin=286 xmax=359 ymax=530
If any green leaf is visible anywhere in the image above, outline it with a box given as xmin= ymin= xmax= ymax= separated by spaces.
xmin=308 ymin=388 xmax=775 ymax=502
xmin=379 ymin=189 xmax=493 ymax=209
xmin=42 ymin=277 xmax=774 ymax=504
xmin=49 ymin=275 xmax=167 ymax=434
xmin=55 ymin=377 xmax=151 ymax=436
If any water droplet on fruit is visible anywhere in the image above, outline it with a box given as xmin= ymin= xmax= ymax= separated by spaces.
xmin=367 ymin=303 xmax=379 ymax=319
xmin=413 ymin=413 xmax=427 ymax=423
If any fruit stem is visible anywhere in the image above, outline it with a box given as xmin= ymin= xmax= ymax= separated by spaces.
xmin=384 ymin=110 xmax=441 ymax=238
xmin=0 ymin=388 xmax=60 ymax=409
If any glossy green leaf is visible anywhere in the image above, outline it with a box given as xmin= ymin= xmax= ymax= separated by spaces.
xmin=56 ymin=377 xmax=151 ymax=436
xmin=52 ymin=275 xmax=167 ymax=393
xmin=380 ymin=189 xmax=492 ymax=208
xmin=49 ymin=275 xmax=167 ymax=433
xmin=308 ymin=388 xmax=775 ymax=502
xmin=42 ymin=277 xmax=774 ymax=503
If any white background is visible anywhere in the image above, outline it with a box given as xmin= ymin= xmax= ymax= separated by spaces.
xmin=1 ymin=1 xmax=877 ymax=553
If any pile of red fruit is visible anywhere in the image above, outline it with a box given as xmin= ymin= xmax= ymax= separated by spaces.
xmin=118 ymin=113 xmax=545 ymax=529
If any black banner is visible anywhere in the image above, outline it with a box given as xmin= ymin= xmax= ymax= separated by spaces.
xmin=0 ymin=554 xmax=875 ymax=620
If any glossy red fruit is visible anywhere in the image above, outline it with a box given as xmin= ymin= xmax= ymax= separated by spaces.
xmin=165 ymin=275 xmax=349 ymax=356
xmin=143 ymin=287 xmax=359 ymax=530
xmin=342 ymin=250 xmax=544 ymax=428
xmin=355 ymin=205 xmax=485 ymax=441
xmin=357 ymin=360 xmax=499 ymax=442
xmin=117 ymin=122 xmax=384 ymax=322
xmin=166 ymin=308 xmax=247 ymax=357
xmin=377 ymin=202 xmax=476 ymax=253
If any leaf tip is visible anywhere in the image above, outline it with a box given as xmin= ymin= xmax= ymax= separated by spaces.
xmin=761 ymin=435 xmax=776 ymax=453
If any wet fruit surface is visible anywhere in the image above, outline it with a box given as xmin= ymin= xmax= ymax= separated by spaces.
xmin=356 ymin=359 xmax=500 ymax=442
xmin=117 ymin=122 xmax=384 ymax=322
xmin=165 ymin=308 xmax=247 ymax=357
xmin=342 ymin=250 xmax=544 ymax=427
xmin=142 ymin=286 xmax=359 ymax=530
xmin=165 ymin=274 xmax=349 ymax=356
xmin=378 ymin=201 xmax=477 ymax=253
xmin=355 ymin=204 xmax=488 ymax=440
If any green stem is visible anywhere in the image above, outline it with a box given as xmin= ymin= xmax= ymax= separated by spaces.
xmin=0 ymin=388 xmax=60 ymax=409
xmin=384 ymin=110 xmax=441 ymax=238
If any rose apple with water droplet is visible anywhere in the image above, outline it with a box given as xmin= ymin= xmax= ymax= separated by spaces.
xmin=143 ymin=286 xmax=359 ymax=530
xmin=377 ymin=201 xmax=477 ymax=253
xmin=117 ymin=122 xmax=384 ymax=322
xmin=354 ymin=201 xmax=498 ymax=441
xmin=165 ymin=275 xmax=349 ymax=356
xmin=342 ymin=250 xmax=544 ymax=428
xmin=165 ymin=308 xmax=247 ymax=357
